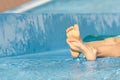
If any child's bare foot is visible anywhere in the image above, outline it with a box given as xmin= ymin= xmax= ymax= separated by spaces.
xmin=67 ymin=38 xmax=97 ymax=60
xmin=66 ymin=24 xmax=97 ymax=60
xmin=66 ymin=24 xmax=81 ymax=58
xmin=66 ymin=24 xmax=80 ymax=39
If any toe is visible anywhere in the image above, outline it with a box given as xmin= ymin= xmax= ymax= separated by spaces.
xmin=66 ymin=26 xmax=73 ymax=33
xmin=74 ymin=24 xmax=79 ymax=31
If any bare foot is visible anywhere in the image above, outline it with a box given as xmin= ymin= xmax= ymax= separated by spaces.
xmin=66 ymin=24 xmax=97 ymax=60
xmin=66 ymin=24 xmax=81 ymax=58
xmin=67 ymin=39 xmax=97 ymax=60
xmin=66 ymin=24 xmax=80 ymax=40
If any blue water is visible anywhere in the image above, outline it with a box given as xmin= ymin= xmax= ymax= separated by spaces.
xmin=0 ymin=14 xmax=120 ymax=80
xmin=0 ymin=50 xmax=120 ymax=80
xmin=26 ymin=0 xmax=120 ymax=13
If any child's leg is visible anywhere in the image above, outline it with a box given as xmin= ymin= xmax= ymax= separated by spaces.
xmin=67 ymin=37 xmax=120 ymax=60
xmin=87 ymin=38 xmax=120 ymax=57
xmin=85 ymin=38 xmax=117 ymax=48
xmin=66 ymin=26 xmax=120 ymax=60
xmin=66 ymin=24 xmax=120 ymax=60
xmin=96 ymin=44 xmax=120 ymax=57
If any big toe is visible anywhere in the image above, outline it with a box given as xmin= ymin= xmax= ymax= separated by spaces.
xmin=74 ymin=24 xmax=79 ymax=31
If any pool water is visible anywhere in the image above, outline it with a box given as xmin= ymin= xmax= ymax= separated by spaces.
xmin=0 ymin=45 xmax=120 ymax=80
xmin=0 ymin=14 xmax=120 ymax=80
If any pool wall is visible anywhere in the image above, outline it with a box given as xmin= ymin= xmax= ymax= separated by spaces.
xmin=0 ymin=14 xmax=120 ymax=57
